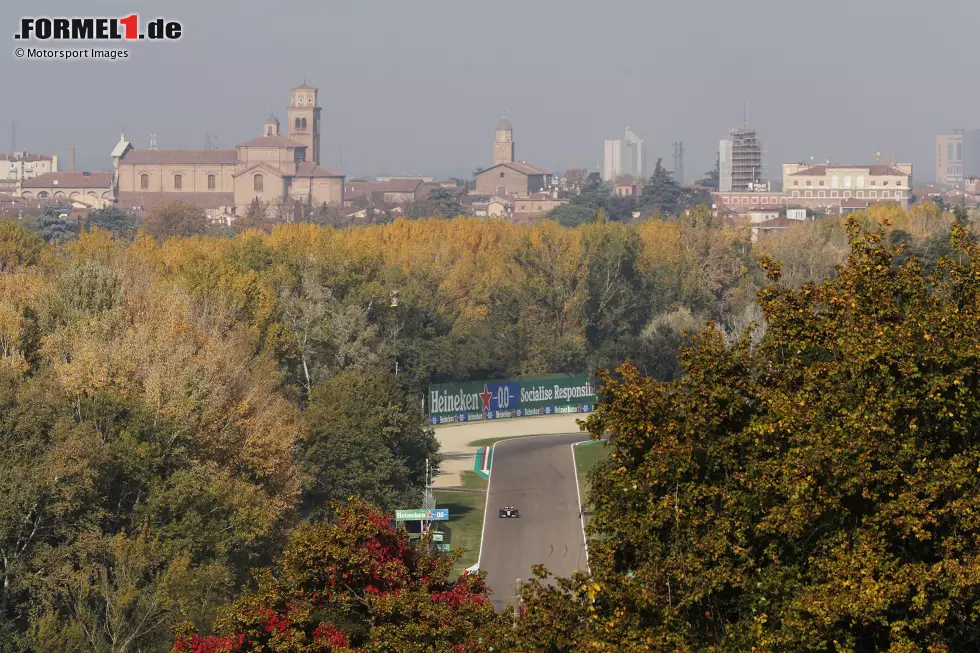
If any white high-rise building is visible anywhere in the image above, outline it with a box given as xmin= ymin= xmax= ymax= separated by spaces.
xmin=603 ymin=127 xmax=646 ymax=182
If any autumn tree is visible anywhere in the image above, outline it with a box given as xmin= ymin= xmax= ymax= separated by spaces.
xmin=142 ymin=201 xmax=211 ymax=240
xmin=232 ymin=198 xmax=274 ymax=233
xmin=0 ymin=245 xmax=304 ymax=651
xmin=0 ymin=220 xmax=44 ymax=271
xmin=172 ymin=500 xmax=505 ymax=653
xmin=516 ymin=218 xmax=980 ymax=650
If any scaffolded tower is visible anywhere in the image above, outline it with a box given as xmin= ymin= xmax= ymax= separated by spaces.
xmin=728 ymin=128 xmax=761 ymax=191
xmin=720 ymin=127 xmax=763 ymax=192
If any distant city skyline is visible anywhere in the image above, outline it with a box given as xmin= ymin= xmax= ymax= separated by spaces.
xmin=2 ymin=0 xmax=977 ymax=182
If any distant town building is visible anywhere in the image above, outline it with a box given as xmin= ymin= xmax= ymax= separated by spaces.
xmin=344 ymin=179 xmax=424 ymax=207
xmin=915 ymin=178 xmax=980 ymax=209
xmin=110 ymin=84 xmax=344 ymax=219
xmin=475 ymin=118 xmax=552 ymax=197
xmin=783 ymin=163 xmax=912 ymax=210
xmin=937 ymin=131 xmax=964 ymax=186
xmin=513 ymin=192 xmax=567 ymax=219
xmin=937 ymin=129 xmax=980 ymax=186
xmin=966 ymin=131 xmax=980 ymax=180
xmin=2 ymin=152 xmax=58 ymax=183
xmin=712 ymin=190 xmax=787 ymax=213
xmin=614 ymin=181 xmax=644 ymax=197
xmin=603 ymin=127 xmax=646 ymax=182
xmin=713 ymin=163 xmax=913 ymax=215
xmin=719 ymin=127 xmax=762 ymax=192
xmin=19 ymin=172 xmax=114 ymax=208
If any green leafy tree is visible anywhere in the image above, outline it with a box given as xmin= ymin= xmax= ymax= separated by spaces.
xmin=571 ymin=173 xmax=610 ymax=212
xmin=425 ymin=188 xmax=463 ymax=219
xmin=547 ymin=204 xmax=594 ymax=227
xmin=517 ymin=219 xmax=980 ymax=650
xmin=580 ymin=222 xmax=644 ymax=351
xmin=82 ymin=206 xmax=140 ymax=240
xmin=300 ymin=370 xmax=439 ymax=518
xmin=172 ymin=500 xmax=505 ymax=652
xmin=639 ymin=158 xmax=681 ymax=216
xmin=695 ymin=153 xmax=720 ymax=190
xmin=33 ymin=207 xmax=79 ymax=243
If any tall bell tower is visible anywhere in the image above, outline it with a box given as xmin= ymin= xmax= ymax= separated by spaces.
xmin=287 ymin=83 xmax=321 ymax=165
xmin=493 ymin=116 xmax=514 ymax=166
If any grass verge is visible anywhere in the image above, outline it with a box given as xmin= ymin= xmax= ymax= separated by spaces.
xmin=573 ymin=440 xmax=609 ymax=530
xmin=456 ymin=470 xmax=489 ymax=490
xmin=433 ymin=487 xmax=486 ymax=576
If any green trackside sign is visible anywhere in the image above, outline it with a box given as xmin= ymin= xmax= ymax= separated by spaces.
xmin=395 ymin=509 xmax=449 ymax=521
xmin=427 ymin=373 xmax=597 ymax=425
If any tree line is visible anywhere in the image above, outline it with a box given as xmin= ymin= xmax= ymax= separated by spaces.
xmin=0 ymin=200 xmax=969 ymax=650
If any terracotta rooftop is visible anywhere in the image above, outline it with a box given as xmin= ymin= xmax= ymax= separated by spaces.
xmin=502 ymin=161 xmax=551 ymax=175
xmin=236 ymin=135 xmax=307 ymax=149
xmin=375 ymin=178 xmax=424 ymax=193
xmin=790 ymin=165 xmax=908 ymax=177
xmin=295 ymin=161 xmax=344 ymax=178
xmin=121 ymin=149 xmax=237 ymax=165
xmin=22 ymin=172 xmax=112 ymax=188
xmin=478 ymin=161 xmax=551 ymax=176
xmin=116 ymin=191 xmax=235 ymax=212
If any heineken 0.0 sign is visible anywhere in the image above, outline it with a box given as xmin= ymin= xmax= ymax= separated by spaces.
xmin=427 ymin=373 xmax=597 ymax=425
xmin=395 ymin=509 xmax=449 ymax=521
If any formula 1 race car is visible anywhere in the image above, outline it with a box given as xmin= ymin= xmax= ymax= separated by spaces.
xmin=498 ymin=506 xmax=520 ymax=518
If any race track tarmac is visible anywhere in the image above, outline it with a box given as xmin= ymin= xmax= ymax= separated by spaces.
xmin=477 ymin=433 xmax=589 ymax=612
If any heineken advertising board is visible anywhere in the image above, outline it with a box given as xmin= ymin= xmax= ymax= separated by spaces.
xmin=395 ymin=509 xmax=449 ymax=521
xmin=427 ymin=373 xmax=597 ymax=425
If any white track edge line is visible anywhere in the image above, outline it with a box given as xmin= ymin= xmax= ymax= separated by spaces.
xmin=571 ymin=440 xmax=591 ymax=572
xmin=471 ymin=445 xmax=493 ymax=572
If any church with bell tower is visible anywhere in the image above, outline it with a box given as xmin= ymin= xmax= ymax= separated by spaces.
xmin=475 ymin=115 xmax=552 ymax=197
xmin=109 ymin=83 xmax=343 ymax=220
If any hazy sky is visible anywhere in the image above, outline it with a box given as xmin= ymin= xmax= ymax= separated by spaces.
xmin=3 ymin=0 xmax=977 ymax=182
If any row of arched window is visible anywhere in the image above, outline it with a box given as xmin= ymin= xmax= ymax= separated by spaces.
xmin=138 ymin=173 xmax=265 ymax=192
xmin=295 ymin=117 xmax=307 ymax=130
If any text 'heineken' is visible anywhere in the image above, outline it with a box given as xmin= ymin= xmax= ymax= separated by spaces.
xmin=427 ymin=374 xmax=597 ymax=424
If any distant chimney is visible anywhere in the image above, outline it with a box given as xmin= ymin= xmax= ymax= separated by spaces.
xmin=70 ymin=146 xmax=75 ymax=173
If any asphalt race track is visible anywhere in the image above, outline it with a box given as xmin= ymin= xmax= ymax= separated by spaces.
xmin=478 ymin=433 xmax=590 ymax=612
